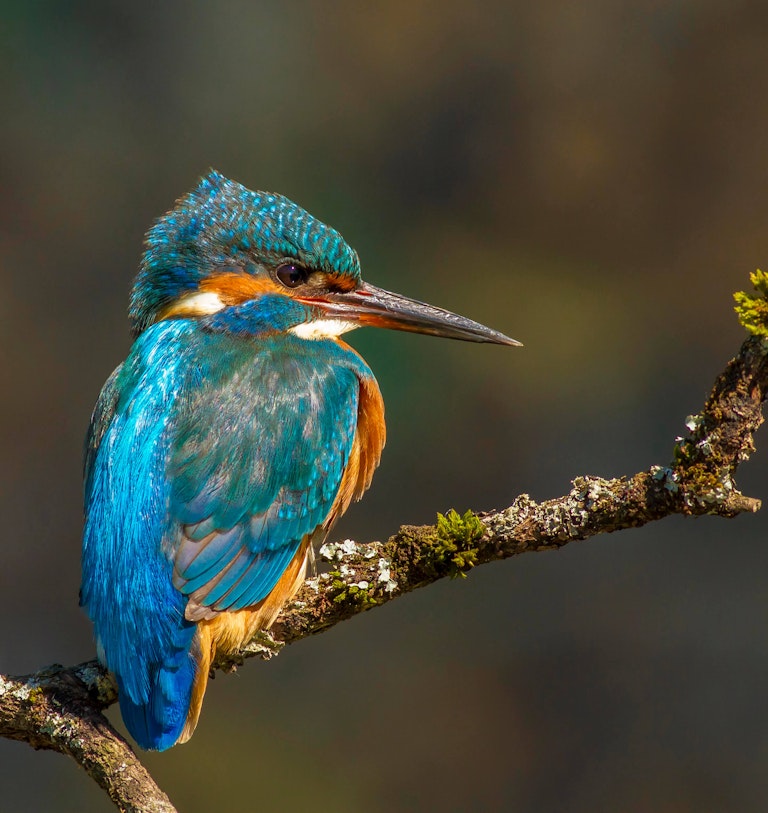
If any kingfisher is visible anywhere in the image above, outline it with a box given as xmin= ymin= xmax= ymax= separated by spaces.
xmin=80 ymin=170 xmax=519 ymax=751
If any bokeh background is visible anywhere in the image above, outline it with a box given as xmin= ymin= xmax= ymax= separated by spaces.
xmin=2 ymin=2 xmax=768 ymax=811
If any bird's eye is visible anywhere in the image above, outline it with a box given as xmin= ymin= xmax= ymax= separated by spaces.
xmin=275 ymin=262 xmax=309 ymax=288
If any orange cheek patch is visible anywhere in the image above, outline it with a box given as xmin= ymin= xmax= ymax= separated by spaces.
xmin=325 ymin=273 xmax=357 ymax=293
xmin=199 ymin=272 xmax=283 ymax=305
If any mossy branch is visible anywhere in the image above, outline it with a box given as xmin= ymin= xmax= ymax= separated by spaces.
xmin=3 ymin=281 xmax=768 ymax=812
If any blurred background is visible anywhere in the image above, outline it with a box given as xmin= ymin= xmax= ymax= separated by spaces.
xmin=2 ymin=1 xmax=768 ymax=810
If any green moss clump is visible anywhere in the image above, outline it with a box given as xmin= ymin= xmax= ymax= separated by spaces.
xmin=435 ymin=509 xmax=485 ymax=579
xmin=383 ymin=510 xmax=487 ymax=585
xmin=734 ymin=270 xmax=768 ymax=336
xmin=328 ymin=570 xmax=378 ymax=608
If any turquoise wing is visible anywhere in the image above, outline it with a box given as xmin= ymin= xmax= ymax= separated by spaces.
xmin=169 ymin=337 xmax=361 ymax=617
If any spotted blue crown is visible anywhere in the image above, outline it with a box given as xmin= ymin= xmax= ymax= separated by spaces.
xmin=129 ymin=170 xmax=361 ymax=336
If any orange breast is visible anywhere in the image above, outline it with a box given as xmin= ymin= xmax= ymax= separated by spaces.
xmin=326 ymin=349 xmax=386 ymax=527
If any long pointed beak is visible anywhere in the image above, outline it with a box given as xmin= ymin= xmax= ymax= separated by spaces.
xmin=299 ymin=282 xmax=521 ymax=346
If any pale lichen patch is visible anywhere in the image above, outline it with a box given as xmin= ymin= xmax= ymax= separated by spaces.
xmin=319 ymin=539 xmax=362 ymax=562
xmin=377 ymin=558 xmax=398 ymax=594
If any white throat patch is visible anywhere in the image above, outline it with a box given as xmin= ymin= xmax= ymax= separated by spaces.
xmin=289 ymin=319 xmax=359 ymax=340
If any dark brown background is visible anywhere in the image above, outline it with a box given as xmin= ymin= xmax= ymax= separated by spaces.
xmin=2 ymin=2 xmax=768 ymax=810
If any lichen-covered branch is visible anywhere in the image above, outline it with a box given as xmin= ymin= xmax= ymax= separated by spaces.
xmin=0 ymin=663 xmax=175 ymax=813
xmin=2 ymin=314 xmax=768 ymax=811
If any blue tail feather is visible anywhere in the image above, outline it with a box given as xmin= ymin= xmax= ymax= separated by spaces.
xmin=117 ymin=631 xmax=200 ymax=751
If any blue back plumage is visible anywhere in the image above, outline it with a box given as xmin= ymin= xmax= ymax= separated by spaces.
xmin=82 ymin=320 xmax=199 ymax=749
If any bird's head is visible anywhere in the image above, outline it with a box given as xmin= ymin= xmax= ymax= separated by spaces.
xmin=130 ymin=170 xmax=520 ymax=347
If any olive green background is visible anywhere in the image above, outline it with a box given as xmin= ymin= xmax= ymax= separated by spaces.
xmin=2 ymin=2 xmax=768 ymax=810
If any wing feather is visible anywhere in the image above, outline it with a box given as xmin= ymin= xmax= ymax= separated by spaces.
xmin=170 ymin=336 xmax=362 ymax=615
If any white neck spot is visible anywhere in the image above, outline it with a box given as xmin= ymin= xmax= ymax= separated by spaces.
xmin=164 ymin=291 xmax=226 ymax=318
xmin=289 ymin=319 xmax=359 ymax=340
